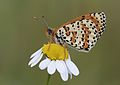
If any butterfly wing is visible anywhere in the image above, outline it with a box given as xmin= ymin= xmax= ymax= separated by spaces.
xmin=55 ymin=12 xmax=106 ymax=52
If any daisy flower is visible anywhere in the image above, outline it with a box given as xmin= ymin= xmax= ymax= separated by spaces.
xmin=28 ymin=43 xmax=80 ymax=81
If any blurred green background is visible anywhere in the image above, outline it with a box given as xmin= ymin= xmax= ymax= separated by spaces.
xmin=0 ymin=0 xmax=120 ymax=85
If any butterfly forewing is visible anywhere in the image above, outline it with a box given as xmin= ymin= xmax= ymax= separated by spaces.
xmin=56 ymin=12 xmax=106 ymax=52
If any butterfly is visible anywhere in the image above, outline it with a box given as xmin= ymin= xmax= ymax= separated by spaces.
xmin=45 ymin=12 xmax=106 ymax=52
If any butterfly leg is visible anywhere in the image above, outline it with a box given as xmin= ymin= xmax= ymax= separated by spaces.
xmin=47 ymin=38 xmax=53 ymax=51
xmin=47 ymin=42 xmax=51 ymax=51
xmin=47 ymin=36 xmax=55 ymax=51
xmin=63 ymin=43 xmax=68 ymax=60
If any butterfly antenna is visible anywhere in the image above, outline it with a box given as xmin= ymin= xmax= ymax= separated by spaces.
xmin=41 ymin=16 xmax=50 ymax=29
xmin=33 ymin=16 xmax=50 ymax=29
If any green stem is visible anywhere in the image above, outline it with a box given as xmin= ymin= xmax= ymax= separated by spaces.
xmin=46 ymin=74 xmax=51 ymax=85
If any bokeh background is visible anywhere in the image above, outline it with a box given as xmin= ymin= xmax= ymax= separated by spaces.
xmin=0 ymin=0 xmax=120 ymax=85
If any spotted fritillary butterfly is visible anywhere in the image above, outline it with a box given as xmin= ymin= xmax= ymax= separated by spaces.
xmin=46 ymin=12 xmax=106 ymax=52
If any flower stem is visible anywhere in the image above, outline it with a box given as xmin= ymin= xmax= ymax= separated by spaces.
xmin=46 ymin=74 xmax=51 ymax=85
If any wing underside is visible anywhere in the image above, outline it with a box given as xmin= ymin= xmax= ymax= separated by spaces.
xmin=56 ymin=12 xmax=106 ymax=52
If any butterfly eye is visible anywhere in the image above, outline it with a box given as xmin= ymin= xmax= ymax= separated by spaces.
xmin=47 ymin=29 xmax=53 ymax=35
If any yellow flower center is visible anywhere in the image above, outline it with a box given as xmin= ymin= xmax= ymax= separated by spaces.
xmin=42 ymin=43 xmax=68 ymax=60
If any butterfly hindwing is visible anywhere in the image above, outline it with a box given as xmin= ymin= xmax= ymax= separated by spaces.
xmin=56 ymin=12 xmax=106 ymax=52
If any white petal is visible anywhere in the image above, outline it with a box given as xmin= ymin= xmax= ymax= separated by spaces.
xmin=29 ymin=54 xmax=40 ymax=65
xmin=60 ymin=72 xmax=68 ymax=81
xmin=39 ymin=58 xmax=51 ymax=70
xmin=28 ymin=52 xmax=42 ymax=65
xmin=56 ymin=60 xmax=66 ymax=73
xmin=47 ymin=60 xmax=56 ymax=75
xmin=65 ymin=55 xmax=72 ymax=79
xmin=30 ymin=48 xmax=42 ymax=59
xmin=69 ymin=72 xmax=72 ymax=79
xmin=68 ymin=54 xmax=71 ymax=60
xmin=56 ymin=60 xmax=69 ymax=81
xmin=30 ymin=53 xmax=43 ymax=67
xmin=66 ymin=59 xmax=79 ymax=76
xmin=67 ymin=66 xmax=72 ymax=79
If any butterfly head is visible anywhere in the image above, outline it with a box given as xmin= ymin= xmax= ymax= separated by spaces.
xmin=47 ymin=28 xmax=53 ymax=35
xmin=45 ymin=28 xmax=54 ymax=37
